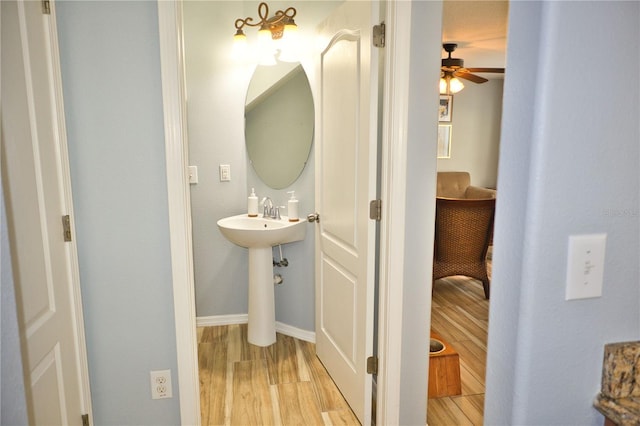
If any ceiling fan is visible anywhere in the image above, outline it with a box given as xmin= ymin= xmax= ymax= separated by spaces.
xmin=440 ymin=43 xmax=505 ymax=94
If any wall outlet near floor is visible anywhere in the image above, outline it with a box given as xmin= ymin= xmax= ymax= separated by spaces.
xmin=150 ymin=369 xmax=172 ymax=399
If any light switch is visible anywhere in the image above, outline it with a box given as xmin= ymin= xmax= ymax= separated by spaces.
xmin=188 ymin=165 xmax=198 ymax=184
xmin=219 ymin=164 xmax=231 ymax=182
xmin=565 ymin=233 xmax=606 ymax=300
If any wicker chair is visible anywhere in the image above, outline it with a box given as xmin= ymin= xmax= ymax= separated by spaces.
xmin=433 ymin=197 xmax=495 ymax=299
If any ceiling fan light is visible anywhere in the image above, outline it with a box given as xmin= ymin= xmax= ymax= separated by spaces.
xmin=439 ymin=78 xmax=448 ymax=94
xmin=449 ymin=77 xmax=464 ymax=94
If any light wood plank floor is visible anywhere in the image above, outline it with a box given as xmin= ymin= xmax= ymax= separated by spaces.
xmin=198 ymin=324 xmax=360 ymax=426
xmin=427 ymin=272 xmax=490 ymax=426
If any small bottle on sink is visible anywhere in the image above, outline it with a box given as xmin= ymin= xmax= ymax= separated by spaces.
xmin=248 ymin=188 xmax=258 ymax=217
xmin=287 ymin=191 xmax=299 ymax=222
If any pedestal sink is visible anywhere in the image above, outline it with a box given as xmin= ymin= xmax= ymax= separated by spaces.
xmin=217 ymin=214 xmax=307 ymax=346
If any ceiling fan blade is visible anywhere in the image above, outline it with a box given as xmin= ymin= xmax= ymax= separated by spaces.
xmin=455 ymin=71 xmax=488 ymax=84
xmin=466 ymin=67 xmax=506 ymax=74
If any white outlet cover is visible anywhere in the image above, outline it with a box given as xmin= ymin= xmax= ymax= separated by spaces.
xmin=565 ymin=233 xmax=607 ymax=300
xmin=150 ymin=369 xmax=173 ymax=399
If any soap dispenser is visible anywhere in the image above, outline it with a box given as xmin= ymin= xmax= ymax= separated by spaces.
xmin=248 ymin=188 xmax=258 ymax=217
xmin=287 ymin=191 xmax=299 ymax=222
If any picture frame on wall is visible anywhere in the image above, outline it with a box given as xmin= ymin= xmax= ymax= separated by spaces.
xmin=437 ymin=125 xmax=452 ymax=158
xmin=439 ymin=94 xmax=453 ymax=122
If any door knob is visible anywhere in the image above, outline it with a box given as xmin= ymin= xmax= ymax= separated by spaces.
xmin=307 ymin=213 xmax=320 ymax=223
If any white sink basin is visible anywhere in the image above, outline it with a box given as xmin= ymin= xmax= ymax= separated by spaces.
xmin=217 ymin=214 xmax=306 ymax=248
xmin=217 ymin=213 xmax=308 ymax=347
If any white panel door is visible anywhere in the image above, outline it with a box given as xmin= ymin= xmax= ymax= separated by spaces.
xmin=2 ymin=1 xmax=90 ymax=424
xmin=314 ymin=2 xmax=379 ymax=424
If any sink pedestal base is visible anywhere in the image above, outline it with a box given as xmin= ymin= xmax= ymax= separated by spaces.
xmin=247 ymin=247 xmax=276 ymax=346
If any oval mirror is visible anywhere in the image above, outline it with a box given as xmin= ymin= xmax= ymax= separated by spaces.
xmin=245 ymin=62 xmax=314 ymax=189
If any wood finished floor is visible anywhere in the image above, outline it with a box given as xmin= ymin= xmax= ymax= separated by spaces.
xmin=197 ymin=324 xmax=360 ymax=426
xmin=427 ymin=272 xmax=490 ymax=426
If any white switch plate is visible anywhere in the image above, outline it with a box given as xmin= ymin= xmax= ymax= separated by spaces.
xmin=188 ymin=165 xmax=198 ymax=184
xmin=565 ymin=233 xmax=606 ymax=300
xmin=219 ymin=164 xmax=231 ymax=182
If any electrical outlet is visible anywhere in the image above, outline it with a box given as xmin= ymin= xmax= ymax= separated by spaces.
xmin=150 ymin=369 xmax=172 ymax=400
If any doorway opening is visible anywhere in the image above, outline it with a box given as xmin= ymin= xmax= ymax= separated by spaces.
xmin=427 ymin=1 xmax=508 ymax=424
xmin=180 ymin=1 xmax=382 ymax=425
xmin=159 ymin=0 xmax=443 ymax=423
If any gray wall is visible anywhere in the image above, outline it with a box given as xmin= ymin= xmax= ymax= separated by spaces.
xmin=485 ymin=1 xmax=640 ymax=424
xmin=437 ymin=79 xmax=503 ymax=188
xmin=184 ymin=1 xmax=337 ymax=331
xmin=56 ymin=2 xmax=180 ymax=424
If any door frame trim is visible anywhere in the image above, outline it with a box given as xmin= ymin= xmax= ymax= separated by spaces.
xmin=157 ymin=2 xmax=201 ymax=425
xmin=375 ymin=1 xmax=412 ymax=423
xmin=157 ymin=1 xmax=416 ymax=423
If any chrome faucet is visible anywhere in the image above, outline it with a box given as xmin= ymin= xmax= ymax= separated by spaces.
xmin=261 ymin=197 xmax=274 ymax=218
xmin=261 ymin=197 xmax=284 ymax=219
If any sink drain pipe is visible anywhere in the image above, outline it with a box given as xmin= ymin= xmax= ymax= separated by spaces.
xmin=274 ymin=274 xmax=283 ymax=285
xmin=273 ymin=245 xmax=287 ymax=285
xmin=273 ymin=244 xmax=288 ymax=268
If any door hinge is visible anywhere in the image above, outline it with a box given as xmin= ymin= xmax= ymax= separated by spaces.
xmin=81 ymin=414 xmax=90 ymax=426
xmin=369 ymin=199 xmax=382 ymax=221
xmin=62 ymin=215 xmax=72 ymax=242
xmin=367 ymin=356 xmax=378 ymax=375
xmin=373 ymin=23 xmax=385 ymax=48
xmin=42 ymin=0 xmax=51 ymax=14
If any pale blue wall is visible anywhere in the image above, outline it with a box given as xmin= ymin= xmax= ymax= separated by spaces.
xmin=56 ymin=2 xmax=180 ymax=424
xmin=183 ymin=1 xmax=250 ymax=320
xmin=486 ymin=1 xmax=640 ymax=424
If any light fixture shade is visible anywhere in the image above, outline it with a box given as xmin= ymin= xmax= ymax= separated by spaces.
xmin=449 ymin=77 xmax=464 ymax=94
xmin=284 ymin=19 xmax=298 ymax=33
xmin=276 ymin=25 xmax=299 ymax=63
xmin=256 ymin=24 xmax=276 ymax=65
xmin=439 ymin=78 xmax=448 ymax=94
xmin=440 ymin=74 xmax=465 ymax=95
xmin=234 ymin=28 xmax=247 ymax=41
xmin=258 ymin=25 xmax=272 ymax=41
xmin=232 ymin=36 xmax=249 ymax=63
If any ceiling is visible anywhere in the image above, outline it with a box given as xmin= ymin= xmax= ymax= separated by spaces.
xmin=442 ymin=0 xmax=509 ymax=70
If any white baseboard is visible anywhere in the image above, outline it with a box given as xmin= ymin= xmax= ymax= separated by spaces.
xmin=196 ymin=314 xmax=248 ymax=327
xmin=275 ymin=322 xmax=315 ymax=343
xmin=196 ymin=315 xmax=316 ymax=343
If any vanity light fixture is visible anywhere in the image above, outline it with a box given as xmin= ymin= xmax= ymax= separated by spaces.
xmin=234 ymin=2 xmax=298 ymax=42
